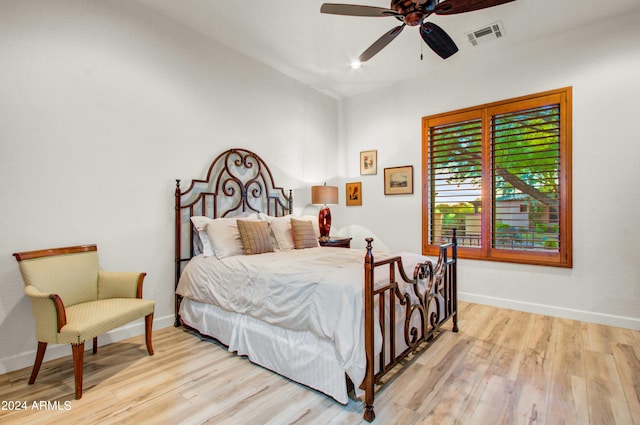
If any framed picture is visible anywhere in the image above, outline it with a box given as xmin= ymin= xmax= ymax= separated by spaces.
xmin=384 ymin=166 xmax=413 ymax=195
xmin=346 ymin=182 xmax=362 ymax=206
xmin=360 ymin=150 xmax=377 ymax=175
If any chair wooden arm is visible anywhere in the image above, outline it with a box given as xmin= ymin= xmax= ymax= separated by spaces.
xmin=49 ymin=294 xmax=67 ymax=332
xmin=24 ymin=285 xmax=67 ymax=333
xmin=136 ymin=273 xmax=146 ymax=299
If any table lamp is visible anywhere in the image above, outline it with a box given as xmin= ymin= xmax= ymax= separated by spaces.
xmin=311 ymin=183 xmax=338 ymax=241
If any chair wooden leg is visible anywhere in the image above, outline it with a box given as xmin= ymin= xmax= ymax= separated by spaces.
xmin=71 ymin=342 xmax=84 ymax=400
xmin=145 ymin=313 xmax=154 ymax=355
xmin=29 ymin=342 xmax=47 ymax=385
xmin=92 ymin=336 xmax=98 ymax=354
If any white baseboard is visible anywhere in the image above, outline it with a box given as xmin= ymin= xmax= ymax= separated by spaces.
xmin=459 ymin=292 xmax=640 ymax=331
xmin=0 ymin=314 xmax=175 ymax=375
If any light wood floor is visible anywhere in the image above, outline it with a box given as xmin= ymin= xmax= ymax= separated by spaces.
xmin=1 ymin=302 xmax=638 ymax=425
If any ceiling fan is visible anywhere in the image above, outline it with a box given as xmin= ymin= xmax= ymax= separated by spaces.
xmin=321 ymin=0 xmax=516 ymax=63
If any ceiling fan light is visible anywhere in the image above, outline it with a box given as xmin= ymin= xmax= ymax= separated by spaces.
xmin=350 ymin=60 xmax=362 ymax=69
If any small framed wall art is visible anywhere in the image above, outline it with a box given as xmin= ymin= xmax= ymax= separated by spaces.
xmin=346 ymin=182 xmax=362 ymax=206
xmin=360 ymin=150 xmax=377 ymax=175
xmin=384 ymin=166 xmax=413 ymax=195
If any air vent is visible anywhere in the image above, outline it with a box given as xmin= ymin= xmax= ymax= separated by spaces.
xmin=466 ymin=21 xmax=505 ymax=46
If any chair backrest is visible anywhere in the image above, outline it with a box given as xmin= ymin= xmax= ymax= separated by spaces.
xmin=13 ymin=245 xmax=100 ymax=307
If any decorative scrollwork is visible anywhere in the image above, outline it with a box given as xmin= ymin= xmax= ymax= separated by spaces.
xmin=428 ymin=292 xmax=442 ymax=329
xmin=393 ymin=253 xmax=451 ymax=350
xmin=177 ymin=148 xmax=291 ymax=218
xmin=404 ymin=303 xmax=425 ymax=349
xmin=246 ymin=179 xmax=265 ymax=212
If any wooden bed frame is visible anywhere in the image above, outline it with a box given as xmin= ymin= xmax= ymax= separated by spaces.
xmin=174 ymin=148 xmax=458 ymax=422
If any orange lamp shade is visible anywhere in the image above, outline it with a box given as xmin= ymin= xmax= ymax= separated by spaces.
xmin=311 ymin=185 xmax=338 ymax=206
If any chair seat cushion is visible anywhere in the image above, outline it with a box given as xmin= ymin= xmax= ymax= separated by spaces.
xmin=58 ymin=298 xmax=155 ymax=344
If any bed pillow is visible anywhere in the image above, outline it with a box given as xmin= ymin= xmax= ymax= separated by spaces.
xmin=291 ymin=218 xmax=319 ymax=249
xmin=205 ymin=214 xmax=259 ymax=259
xmin=263 ymin=214 xmax=320 ymax=250
xmin=265 ymin=215 xmax=295 ymax=250
xmin=237 ymin=219 xmax=274 ymax=255
xmin=300 ymin=215 xmax=321 ymax=238
xmin=190 ymin=216 xmax=215 ymax=257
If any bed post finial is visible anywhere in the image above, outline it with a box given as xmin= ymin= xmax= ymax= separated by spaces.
xmin=365 ymin=237 xmax=374 ymax=258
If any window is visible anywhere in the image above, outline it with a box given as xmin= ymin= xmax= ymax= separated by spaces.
xmin=422 ymin=88 xmax=572 ymax=267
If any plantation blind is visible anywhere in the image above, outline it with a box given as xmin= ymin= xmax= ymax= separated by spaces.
xmin=491 ymin=104 xmax=561 ymax=253
xmin=427 ymin=115 xmax=483 ymax=248
xmin=422 ymin=87 xmax=572 ymax=267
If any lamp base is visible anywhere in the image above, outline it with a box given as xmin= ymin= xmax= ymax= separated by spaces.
xmin=318 ymin=206 xmax=332 ymax=239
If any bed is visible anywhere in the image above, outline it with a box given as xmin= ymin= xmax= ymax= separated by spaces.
xmin=174 ymin=148 xmax=458 ymax=422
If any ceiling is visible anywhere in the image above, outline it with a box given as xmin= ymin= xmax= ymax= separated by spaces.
xmin=133 ymin=0 xmax=640 ymax=99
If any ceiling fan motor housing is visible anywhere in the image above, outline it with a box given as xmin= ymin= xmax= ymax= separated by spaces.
xmin=391 ymin=0 xmax=430 ymax=26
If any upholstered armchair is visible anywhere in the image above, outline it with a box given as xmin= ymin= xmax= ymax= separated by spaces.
xmin=12 ymin=244 xmax=155 ymax=399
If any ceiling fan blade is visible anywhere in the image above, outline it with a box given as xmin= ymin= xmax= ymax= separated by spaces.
xmin=359 ymin=25 xmax=405 ymax=62
xmin=320 ymin=3 xmax=400 ymax=17
xmin=420 ymin=22 xmax=458 ymax=59
xmin=434 ymin=0 xmax=516 ymax=15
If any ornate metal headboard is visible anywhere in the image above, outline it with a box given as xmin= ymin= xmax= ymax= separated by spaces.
xmin=174 ymin=148 xmax=293 ymax=310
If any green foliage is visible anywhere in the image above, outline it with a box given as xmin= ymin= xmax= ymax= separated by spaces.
xmin=434 ymin=202 xmax=475 ymax=215
xmin=535 ymin=223 xmax=548 ymax=233
xmin=495 ymin=221 xmax=511 ymax=232
xmin=433 ymin=105 xmax=561 ymax=205
xmin=492 ymin=106 xmax=560 ymax=195
xmin=435 ymin=203 xmax=476 ymax=228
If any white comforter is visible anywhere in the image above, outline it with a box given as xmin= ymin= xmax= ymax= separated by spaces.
xmin=176 ymin=247 xmax=427 ymax=387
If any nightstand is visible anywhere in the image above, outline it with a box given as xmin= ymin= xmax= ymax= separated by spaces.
xmin=318 ymin=237 xmax=352 ymax=248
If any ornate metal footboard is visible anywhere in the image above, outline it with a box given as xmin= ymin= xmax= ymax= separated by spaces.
xmin=362 ymin=230 xmax=458 ymax=422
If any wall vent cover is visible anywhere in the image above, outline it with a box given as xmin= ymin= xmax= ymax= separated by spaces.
xmin=466 ymin=21 xmax=505 ymax=46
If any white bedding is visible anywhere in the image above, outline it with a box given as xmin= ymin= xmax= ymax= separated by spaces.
xmin=176 ymin=246 xmax=430 ymax=400
xmin=179 ymin=298 xmax=351 ymax=402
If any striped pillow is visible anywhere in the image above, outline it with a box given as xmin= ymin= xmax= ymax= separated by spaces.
xmin=291 ymin=218 xmax=320 ymax=249
xmin=237 ymin=219 xmax=274 ymax=255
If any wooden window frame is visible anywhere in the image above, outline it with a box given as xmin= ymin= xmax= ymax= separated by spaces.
xmin=422 ymin=87 xmax=572 ymax=267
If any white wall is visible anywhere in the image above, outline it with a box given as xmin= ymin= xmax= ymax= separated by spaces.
xmin=0 ymin=0 xmax=338 ymax=373
xmin=336 ymin=10 xmax=640 ymax=329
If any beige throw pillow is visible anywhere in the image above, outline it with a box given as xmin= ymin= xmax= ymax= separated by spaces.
xmin=291 ymin=218 xmax=320 ymax=249
xmin=237 ymin=219 xmax=274 ymax=255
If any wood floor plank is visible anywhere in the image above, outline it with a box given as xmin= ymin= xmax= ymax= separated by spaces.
xmin=612 ymin=343 xmax=640 ymax=423
xmin=508 ymin=314 xmax=557 ymax=425
xmin=582 ymin=321 xmax=614 ymax=355
xmin=1 ymin=302 xmax=638 ymax=425
xmin=416 ymin=340 xmax=490 ymax=424
xmin=584 ymin=349 xmax=635 ymax=425
xmin=444 ymin=307 xmax=521 ymax=424
xmin=486 ymin=310 xmax=534 ymax=382
xmin=546 ymin=318 xmax=589 ymax=425
xmin=458 ymin=374 xmax=514 ymax=425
